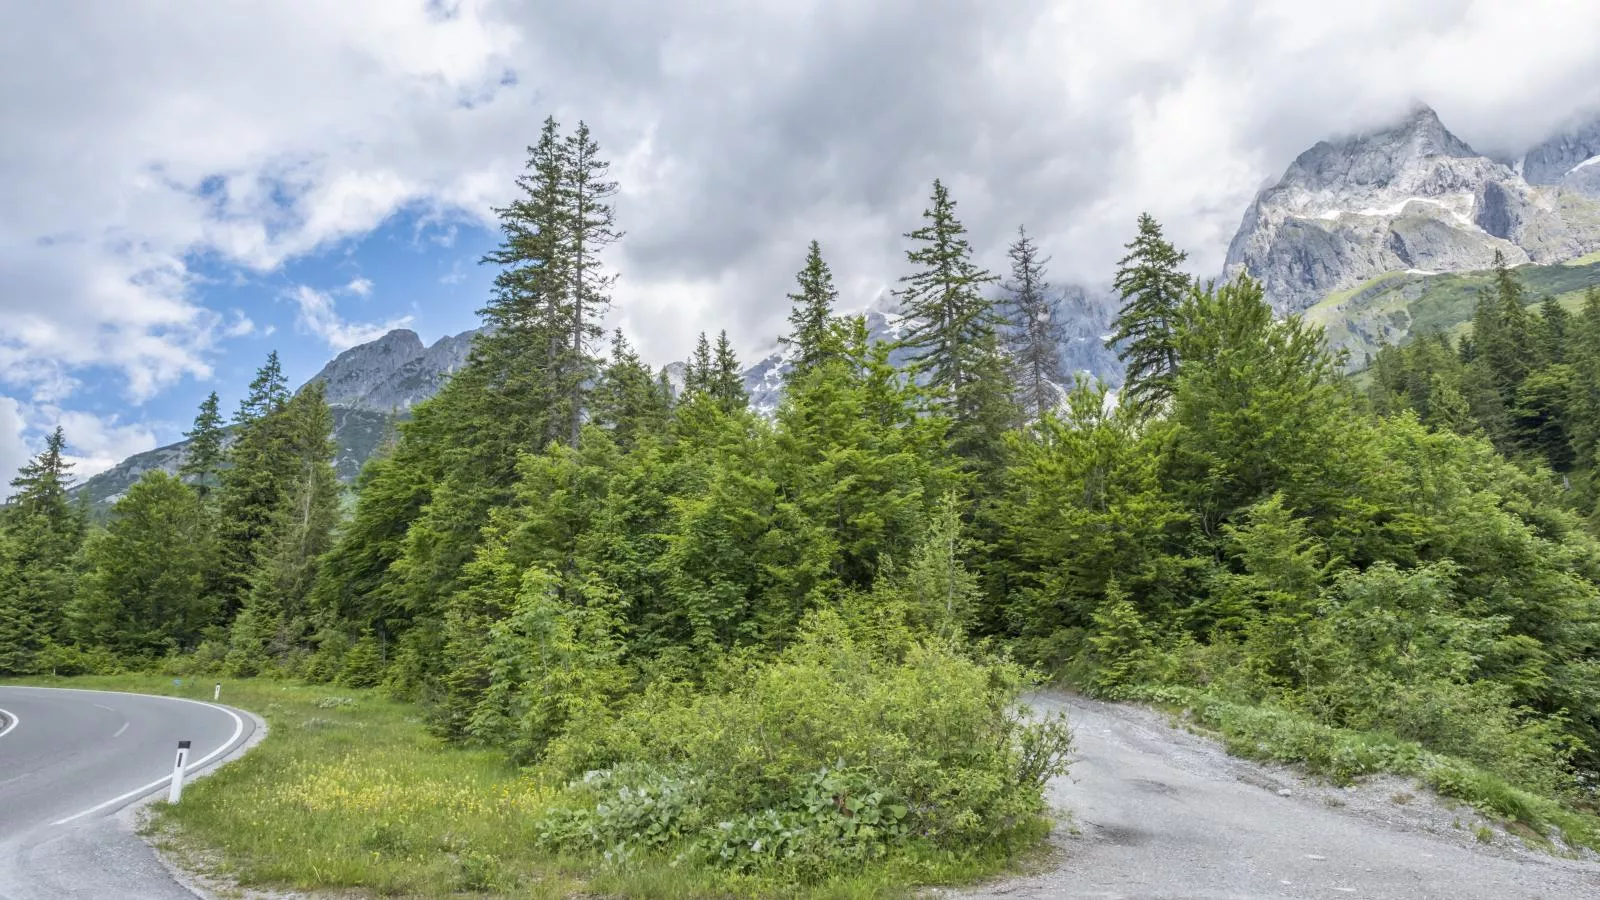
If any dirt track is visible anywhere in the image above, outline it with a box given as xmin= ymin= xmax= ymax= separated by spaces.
xmin=954 ymin=691 xmax=1600 ymax=900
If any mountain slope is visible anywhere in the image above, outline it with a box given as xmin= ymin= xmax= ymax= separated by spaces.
xmin=1303 ymin=257 xmax=1600 ymax=368
xmin=71 ymin=328 xmax=478 ymax=510
xmin=1226 ymin=105 xmax=1600 ymax=313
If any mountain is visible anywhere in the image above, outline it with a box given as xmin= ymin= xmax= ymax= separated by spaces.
xmin=1226 ymin=105 xmax=1600 ymax=313
xmin=307 ymin=327 xmax=478 ymax=413
xmin=71 ymin=328 xmax=480 ymax=510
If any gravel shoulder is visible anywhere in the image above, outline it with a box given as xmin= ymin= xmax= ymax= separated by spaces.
xmin=952 ymin=690 xmax=1600 ymax=900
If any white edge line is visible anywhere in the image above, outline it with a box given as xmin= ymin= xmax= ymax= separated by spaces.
xmin=0 ymin=687 xmax=249 ymax=826
xmin=0 ymin=708 xmax=18 ymax=740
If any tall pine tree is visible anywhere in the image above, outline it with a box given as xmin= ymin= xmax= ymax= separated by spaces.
xmin=180 ymin=391 xmax=226 ymax=499
xmin=895 ymin=179 xmax=1017 ymax=473
xmin=0 ymin=426 xmax=84 ymax=673
xmin=1107 ymin=214 xmax=1190 ymax=417
xmin=1001 ymin=225 xmax=1066 ymax=420
xmin=780 ymin=240 xmax=841 ymax=378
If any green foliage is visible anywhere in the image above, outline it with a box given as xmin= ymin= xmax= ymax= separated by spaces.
xmin=0 ymin=426 xmax=84 ymax=674
xmin=179 ymin=391 xmax=226 ymax=498
xmin=534 ymin=612 xmax=1070 ymax=882
xmin=895 ymin=179 xmax=1019 ymax=476
xmin=70 ymin=472 xmax=216 ymax=658
xmin=1107 ymin=213 xmax=1191 ymax=417
xmin=780 ymin=240 xmax=842 ymax=378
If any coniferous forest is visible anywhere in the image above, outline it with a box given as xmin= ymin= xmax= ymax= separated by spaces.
xmin=5 ymin=118 xmax=1600 ymax=875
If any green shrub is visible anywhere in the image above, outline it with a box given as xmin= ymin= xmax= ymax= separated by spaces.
xmin=534 ymin=610 xmax=1071 ymax=882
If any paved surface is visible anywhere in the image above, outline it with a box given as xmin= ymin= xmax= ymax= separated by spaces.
xmin=957 ymin=691 xmax=1600 ymax=900
xmin=0 ymin=686 xmax=258 ymax=900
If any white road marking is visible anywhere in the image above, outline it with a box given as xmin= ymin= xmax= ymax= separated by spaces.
xmin=112 ymin=721 xmax=130 ymax=738
xmin=0 ymin=687 xmax=248 ymax=826
xmin=0 ymin=708 xmax=18 ymax=740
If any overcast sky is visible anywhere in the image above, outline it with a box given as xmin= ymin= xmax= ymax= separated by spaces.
xmin=4 ymin=0 xmax=1600 ymax=480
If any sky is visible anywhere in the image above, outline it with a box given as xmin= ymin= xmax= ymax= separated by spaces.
xmin=4 ymin=0 xmax=1600 ymax=483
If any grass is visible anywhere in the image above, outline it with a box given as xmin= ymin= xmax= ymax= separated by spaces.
xmin=1135 ymin=684 xmax=1600 ymax=856
xmin=4 ymin=674 xmax=1034 ymax=899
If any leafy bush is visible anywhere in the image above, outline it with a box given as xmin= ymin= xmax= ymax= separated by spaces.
xmin=533 ymin=610 xmax=1071 ymax=882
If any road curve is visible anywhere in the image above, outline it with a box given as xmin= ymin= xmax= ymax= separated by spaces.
xmin=0 ymin=686 xmax=258 ymax=899
xmin=957 ymin=691 xmax=1600 ymax=900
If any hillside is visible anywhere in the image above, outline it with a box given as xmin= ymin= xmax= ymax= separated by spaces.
xmin=1303 ymin=256 xmax=1600 ymax=369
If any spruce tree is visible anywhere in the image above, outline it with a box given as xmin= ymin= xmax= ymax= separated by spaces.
xmin=711 ymin=330 xmax=748 ymax=413
xmin=1107 ymin=214 xmax=1190 ymax=417
xmin=593 ymin=330 xmax=669 ymax=449
xmin=1537 ymin=295 xmax=1569 ymax=365
xmin=780 ymin=240 xmax=841 ymax=378
xmin=236 ymin=351 xmax=289 ymax=423
xmin=8 ymin=426 xmax=74 ymax=527
xmin=0 ymin=426 xmax=83 ymax=673
xmin=214 ymin=352 xmax=301 ymax=613
xmin=559 ymin=121 xmax=622 ymax=446
xmin=1001 ymin=225 xmax=1067 ymax=420
xmin=228 ymin=383 xmax=339 ymax=672
xmin=684 ymin=332 xmax=714 ymax=396
xmin=894 ymin=179 xmax=1017 ymax=471
xmin=180 ymin=391 xmax=226 ymax=498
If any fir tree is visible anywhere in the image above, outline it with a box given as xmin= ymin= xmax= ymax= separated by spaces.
xmin=228 ymin=383 xmax=340 ymax=672
xmin=558 ymin=120 xmax=623 ymax=446
xmin=8 ymin=426 xmax=74 ymax=527
xmin=780 ymin=240 xmax=841 ymax=378
xmin=1001 ymin=225 xmax=1066 ymax=420
xmin=1107 ymin=214 xmax=1191 ymax=417
xmin=1537 ymin=295 xmax=1569 ymax=365
xmin=593 ymin=330 xmax=669 ymax=449
xmin=180 ymin=391 xmax=226 ymax=498
xmin=0 ymin=426 xmax=83 ymax=673
xmin=684 ymin=332 xmax=714 ymax=396
xmin=236 ymin=351 xmax=289 ymax=424
xmin=894 ymin=179 xmax=1017 ymax=471
xmin=711 ymin=330 xmax=748 ymax=413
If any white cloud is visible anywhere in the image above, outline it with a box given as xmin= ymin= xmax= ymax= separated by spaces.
xmin=0 ymin=397 xmax=30 ymax=496
xmin=345 ymin=277 xmax=374 ymax=297
xmin=289 ymin=285 xmax=414 ymax=351
xmin=52 ymin=409 xmax=160 ymax=480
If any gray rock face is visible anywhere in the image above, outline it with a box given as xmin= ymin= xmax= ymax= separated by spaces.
xmin=1226 ymin=105 xmax=1600 ymax=312
xmin=1521 ymin=114 xmax=1600 ymax=186
xmin=307 ymin=327 xmax=479 ymax=413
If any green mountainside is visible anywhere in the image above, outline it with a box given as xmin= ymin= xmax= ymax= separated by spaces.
xmin=1306 ymin=256 xmax=1600 ymax=369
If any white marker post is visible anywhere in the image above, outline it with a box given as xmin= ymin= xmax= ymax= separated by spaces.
xmin=168 ymin=740 xmax=191 ymax=804
xmin=213 ymin=683 xmax=220 ymax=702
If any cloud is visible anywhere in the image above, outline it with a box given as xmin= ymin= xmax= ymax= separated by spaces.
xmin=52 ymin=409 xmax=160 ymax=480
xmin=345 ymin=277 xmax=374 ymax=297
xmin=289 ymin=284 xmax=414 ymax=350
xmin=0 ymin=397 xmax=29 ymax=496
xmin=4 ymin=0 xmax=1600 ymax=401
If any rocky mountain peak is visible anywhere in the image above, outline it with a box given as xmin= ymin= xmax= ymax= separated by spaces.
xmin=1225 ymin=104 xmax=1600 ymax=313
xmin=1520 ymin=113 xmax=1600 ymax=191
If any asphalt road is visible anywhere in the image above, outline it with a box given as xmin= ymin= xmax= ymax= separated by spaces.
xmin=958 ymin=691 xmax=1600 ymax=900
xmin=0 ymin=686 xmax=258 ymax=900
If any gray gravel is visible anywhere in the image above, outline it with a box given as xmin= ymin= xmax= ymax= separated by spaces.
xmin=951 ymin=691 xmax=1600 ymax=900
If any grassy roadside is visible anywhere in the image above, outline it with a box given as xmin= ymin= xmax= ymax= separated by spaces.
xmin=5 ymin=674 xmax=1040 ymax=899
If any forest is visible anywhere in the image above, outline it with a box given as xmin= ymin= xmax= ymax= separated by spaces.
xmin=4 ymin=117 xmax=1600 ymax=877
